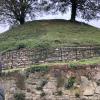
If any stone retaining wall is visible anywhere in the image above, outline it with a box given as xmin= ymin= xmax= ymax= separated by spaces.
xmin=1 ymin=65 xmax=100 ymax=100
xmin=0 ymin=46 xmax=100 ymax=68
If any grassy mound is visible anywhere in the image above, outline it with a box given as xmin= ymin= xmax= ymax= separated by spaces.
xmin=0 ymin=19 xmax=100 ymax=52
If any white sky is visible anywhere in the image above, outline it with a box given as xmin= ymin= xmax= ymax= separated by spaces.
xmin=0 ymin=13 xmax=100 ymax=33
xmin=0 ymin=24 xmax=9 ymax=33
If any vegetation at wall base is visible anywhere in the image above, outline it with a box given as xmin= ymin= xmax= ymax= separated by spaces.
xmin=26 ymin=65 xmax=50 ymax=74
xmin=14 ymin=92 xmax=25 ymax=100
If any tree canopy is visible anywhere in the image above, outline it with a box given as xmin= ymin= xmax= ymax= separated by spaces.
xmin=0 ymin=0 xmax=100 ymax=25
xmin=0 ymin=0 xmax=47 ymax=25
xmin=48 ymin=0 xmax=100 ymax=21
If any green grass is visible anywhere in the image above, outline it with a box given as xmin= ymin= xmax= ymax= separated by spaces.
xmin=2 ymin=57 xmax=100 ymax=73
xmin=0 ymin=19 xmax=100 ymax=52
xmin=68 ymin=57 xmax=100 ymax=65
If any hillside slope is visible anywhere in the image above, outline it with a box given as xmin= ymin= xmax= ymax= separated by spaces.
xmin=0 ymin=19 xmax=100 ymax=52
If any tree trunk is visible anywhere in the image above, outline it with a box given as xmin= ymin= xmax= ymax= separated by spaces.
xmin=19 ymin=13 xmax=25 ymax=25
xmin=70 ymin=0 xmax=77 ymax=22
xmin=19 ymin=17 xmax=25 ymax=25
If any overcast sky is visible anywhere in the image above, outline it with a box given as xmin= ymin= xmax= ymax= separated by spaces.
xmin=0 ymin=13 xmax=100 ymax=33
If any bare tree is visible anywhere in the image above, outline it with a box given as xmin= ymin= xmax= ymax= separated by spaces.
xmin=47 ymin=0 xmax=100 ymax=22
xmin=0 ymin=0 xmax=42 ymax=25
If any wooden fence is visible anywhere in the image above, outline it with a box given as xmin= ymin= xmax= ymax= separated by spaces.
xmin=0 ymin=46 xmax=100 ymax=68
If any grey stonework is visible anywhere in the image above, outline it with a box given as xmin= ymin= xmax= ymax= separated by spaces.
xmin=0 ymin=46 xmax=100 ymax=69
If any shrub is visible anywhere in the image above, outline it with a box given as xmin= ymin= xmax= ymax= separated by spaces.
xmin=64 ymin=77 xmax=76 ymax=89
xmin=25 ymin=70 xmax=30 ymax=78
xmin=1 ymin=70 xmax=19 ymax=78
xmin=57 ymin=75 xmax=65 ymax=88
xmin=14 ymin=92 xmax=25 ymax=100
xmin=69 ymin=63 xmax=77 ymax=69
xmin=96 ymin=79 xmax=100 ymax=86
xmin=16 ymin=43 xmax=26 ymax=50
xmin=56 ymin=90 xmax=63 ymax=96
xmin=52 ymin=68 xmax=65 ymax=88
xmin=7 ymin=70 xmax=19 ymax=76
xmin=36 ymin=86 xmax=43 ymax=91
xmin=27 ymin=65 xmax=50 ymax=73
xmin=40 ymin=92 xmax=46 ymax=97
xmin=40 ymin=79 xmax=48 ymax=87
xmin=34 ymin=41 xmax=50 ymax=50
xmin=90 ymin=64 xmax=97 ymax=68
xmin=15 ymin=73 xmax=25 ymax=90
xmin=75 ymin=93 xmax=80 ymax=98
xmin=36 ymin=79 xmax=48 ymax=91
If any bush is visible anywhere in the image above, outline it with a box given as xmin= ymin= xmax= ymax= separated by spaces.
xmin=36 ymin=86 xmax=43 ymax=91
xmin=36 ymin=78 xmax=48 ymax=91
xmin=52 ymin=69 xmax=65 ymax=88
xmin=34 ymin=41 xmax=51 ymax=50
xmin=15 ymin=73 xmax=25 ymax=90
xmin=14 ymin=92 xmax=25 ymax=100
xmin=25 ymin=70 xmax=30 ymax=78
xmin=64 ymin=77 xmax=76 ymax=89
xmin=1 ymin=70 xmax=19 ymax=78
xmin=16 ymin=43 xmax=26 ymax=50
xmin=69 ymin=63 xmax=77 ymax=69
xmin=27 ymin=65 xmax=50 ymax=73
xmin=40 ymin=92 xmax=46 ymax=97
xmin=56 ymin=90 xmax=63 ymax=96
xmin=40 ymin=79 xmax=48 ymax=87
xmin=6 ymin=70 xmax=19 ymax=77
xmin=75 ymin=93 xmax=80 ymax=98
xmin=57 ymin=75 xmax=65 ymax=88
